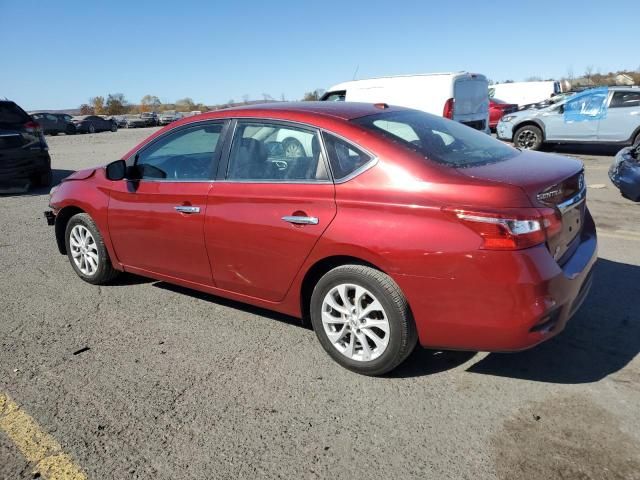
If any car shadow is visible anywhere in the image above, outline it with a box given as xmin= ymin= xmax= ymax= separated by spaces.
xmin=0 ymin=169 xmax=75 ymax=197
xmin=541 ymin=143 xmax=621 ymax=156
xmin=464 ymin=258 xmax=639 ymax=384
xmin=152 ymin=281 xmax=307 ymax=330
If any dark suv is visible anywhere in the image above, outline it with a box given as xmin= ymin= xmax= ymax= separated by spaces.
xmin=0 ymin=100 xmax=52 ymax=192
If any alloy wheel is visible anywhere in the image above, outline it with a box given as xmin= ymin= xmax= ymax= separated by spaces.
xmin=516 ymin=129 xmax=538 ymax=149
xmin=69 ymin=225 xmax=99 ymax=276
xmin=321 ymin=283 xmax=390 ymax=362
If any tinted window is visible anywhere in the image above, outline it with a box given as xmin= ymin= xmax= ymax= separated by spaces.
xmin=227 ymin=122 xmax=328 ymax=181
xmin=322 ymin=133 xmax=372 ymax=180
xmin=0 ymin=101 xmax=30 ymax=125
xmin=353 ymin=110 xmax=518 ymax=167
xmin=136 ymin=123 xmax=223 ymax=180
xmin=610 ymin=91 xmax=640 ymax=108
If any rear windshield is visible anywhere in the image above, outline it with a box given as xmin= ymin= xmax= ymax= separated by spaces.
xmin=0 ymin=101 xmax=30 ymax=125
xmin=353 ymin=110 xmax=518 ymax=167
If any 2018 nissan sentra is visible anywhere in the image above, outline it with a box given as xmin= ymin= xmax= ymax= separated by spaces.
xmin=45 ymin=102 xmax=597 ymax=375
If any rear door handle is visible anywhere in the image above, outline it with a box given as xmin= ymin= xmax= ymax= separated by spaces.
xmin=174 ymin=206 xmax=201 ymax=214
xmin=282 ymin=215 xmax=319 ymax=225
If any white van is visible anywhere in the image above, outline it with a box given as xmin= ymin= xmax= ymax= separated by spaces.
xmin=321 ymin=72 xmax=490 ymax=132
xmin=489 ymin=81 xmax=562 ymax=108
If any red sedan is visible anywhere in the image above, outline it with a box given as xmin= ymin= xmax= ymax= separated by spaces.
xmin=489 ymin=98 xmax=518 ymax=129
xmin=46 ymin=102 xmax=597 ymax=375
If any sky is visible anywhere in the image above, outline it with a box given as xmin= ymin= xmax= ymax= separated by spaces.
xmin=2 ymin=0 xmax=639 ymax=110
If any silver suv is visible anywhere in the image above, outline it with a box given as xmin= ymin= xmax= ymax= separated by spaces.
xmin=497 ymin=87 xmax=640 ymax=150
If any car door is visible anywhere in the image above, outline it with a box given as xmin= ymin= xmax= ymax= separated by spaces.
xmin=108 ymin=121 xmax=228 ymax=285
xmin=45 ymin=114 xmax=61 ymax=133
xmin=543 ymin=89 xmax=608 ymax=141
xmin=597 ymin=90 xmax=640 ymax=142
xmin=204 ymin=119 xmax=337 ymax=302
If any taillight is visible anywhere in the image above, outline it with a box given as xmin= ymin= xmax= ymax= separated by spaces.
xmin=445 ymin=207 xmax=562 ymax=250
xmin=24 ymin=121 xmax=41 ymax=133
xmin=443 ymin=98 xmax=454 ymax=119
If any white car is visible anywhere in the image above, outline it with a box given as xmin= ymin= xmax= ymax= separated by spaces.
xmin=321 ymin=72 xmax=490 ymax=133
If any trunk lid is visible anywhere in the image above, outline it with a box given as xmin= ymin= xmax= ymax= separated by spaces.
xmin=458 ymin=150 xmax=586 ymax=263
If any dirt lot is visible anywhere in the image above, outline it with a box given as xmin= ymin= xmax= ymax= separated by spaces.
xmin=1 ymin=128 xmax=639 ymax=479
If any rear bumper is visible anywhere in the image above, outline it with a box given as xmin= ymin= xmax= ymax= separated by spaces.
xmin=395 ymin=209 xmax=598 ymax=352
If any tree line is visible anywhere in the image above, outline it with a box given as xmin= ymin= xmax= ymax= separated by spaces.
xmin=79 ymin=94 xmax=210 ymax=116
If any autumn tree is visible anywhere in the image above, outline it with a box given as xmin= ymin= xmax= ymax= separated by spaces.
xmin=79 ymin=104 xmax=94 ymax=115
xmin=105 ymin=93 xmax=129 ymax=115
xmin=140 ymin=95 xmax=161 ymax=112
xmin=90 ymin=96 xmax=105 ymax=114
xmin=175 ymin=97 xmax=196 ymax=112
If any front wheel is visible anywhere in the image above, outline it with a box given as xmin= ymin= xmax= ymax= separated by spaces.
xmin=310 ymin=265 xmax=417 ymax=376
xmin=111 ymin=123 xmax=117 ymax=132
xmin=513 ymin=125 xmax=543 ymax=150
xmin=65 ymin=213 xmax=119 ymax=285
xmin=88 ymin=123 xmax=96 ymax=134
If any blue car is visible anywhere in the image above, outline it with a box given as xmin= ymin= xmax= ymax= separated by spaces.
xmin=497 ymin=87 xmax=640 ymax=150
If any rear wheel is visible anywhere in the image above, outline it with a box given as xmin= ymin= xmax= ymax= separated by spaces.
xmin=88 ymin=123 xmax=95 ymax=134
xmin=65 ymin=213 xmax=119 ymax=285
xmin=66 ymin=125 xmax=76 ymax=135
xmin=111 ymin=122 xmax=117 ymax=132
xmin=514 ymin=125 xmax=543 ymax=150
xmin=310 ymin=265 xmax=417 ymax=376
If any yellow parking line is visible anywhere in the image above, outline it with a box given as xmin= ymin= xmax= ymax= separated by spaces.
xmin=0 ymin=392 xmax=86 ymax=480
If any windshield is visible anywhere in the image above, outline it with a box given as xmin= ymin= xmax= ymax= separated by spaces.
xmin=353 ymin=110 xmax=518 ymax=167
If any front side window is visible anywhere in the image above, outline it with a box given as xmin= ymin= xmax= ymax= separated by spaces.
xmin=227 ymin=122 xmax=328 ymax=181
xmin=135 ymin=123 xmax=223 ymax=180
xmin=353 ymin=110 xmax=517 ymax=167
xmin=610 ymin=91 xmax=640 ymax=108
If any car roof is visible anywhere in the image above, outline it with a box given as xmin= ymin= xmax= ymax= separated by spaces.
xmin=215 ymin=101 xmax=408 ymax=121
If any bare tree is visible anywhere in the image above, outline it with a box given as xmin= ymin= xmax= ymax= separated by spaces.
xmin=242 ymin=94 xmax=250 ymax=104
xmin=302 ymin=89 xmax=325 ymax=101
xmin=262 ymin=93 xmax=274 ymax=101
xmin=140 ymin=95 xmax=161 ymax=112
xmin=584 ymin=65 xmax=595 ymax=85
xmin=524 ymin=76 xmax=542 ymax=82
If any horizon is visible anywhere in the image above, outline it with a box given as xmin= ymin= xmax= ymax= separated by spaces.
xmin=2 ymin=0 xmax=639 ymax=111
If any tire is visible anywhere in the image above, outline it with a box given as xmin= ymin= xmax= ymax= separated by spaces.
xmin=282 ymin=137 xmax=305 ymax=158
xmin=33 ymin=168 xmax=52 ymax=188
xmin=111 ymin=123 xmax=117 ymax=132
xmin=310 ymin=265 xmax=417 ymax=376
xmin=88 ymin=123 xmax=96 ymax=134
xmin=633 ymin=132 xmax=640 ymax=146
xmin=513 ymin=124 xmax=543 ymax=150
xmin=66 ymin=125 xmax=76 ymax=135
xmin=50 ymin=131 xmax=59 ymax=136
xmin=64 ymin=213 xmax=119 ymax=285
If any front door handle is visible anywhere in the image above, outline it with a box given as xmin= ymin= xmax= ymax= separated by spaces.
xmin=282 ymin=215 xmax=319 ymax=225
xmin=174 ymin=206 xmax=201 ymax=214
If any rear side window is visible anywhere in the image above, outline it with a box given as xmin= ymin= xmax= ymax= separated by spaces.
xmin=610 ymin=91 xmax=640 ymax=108
xmin=0 ymin=101 xmax=30 ymax=125
xmin=322 ymin=133 xmax=372 ymax=180
xmin=353 ymin=110 xmax=518 ymax=167
xmin=227 ymin=121 xmax=328 ymax=182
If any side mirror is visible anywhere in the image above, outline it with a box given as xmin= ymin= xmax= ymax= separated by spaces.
xmin=105 ymin=159 xmax=126 ymax=181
